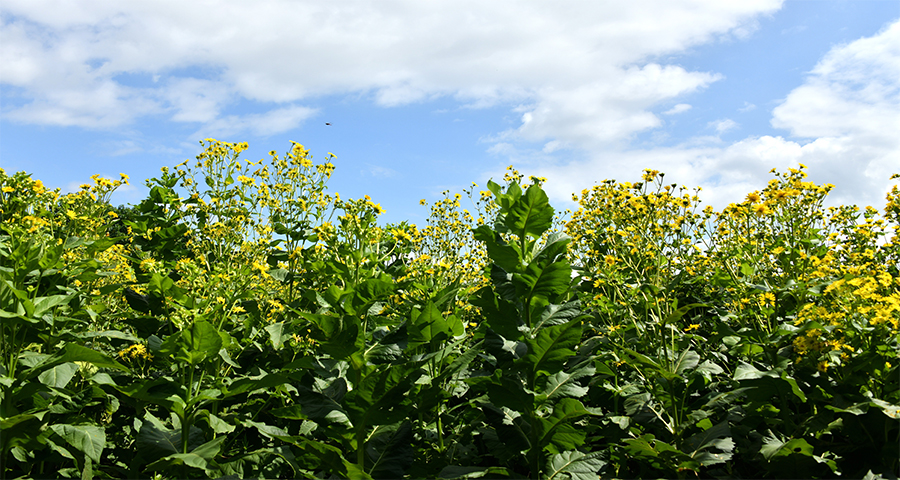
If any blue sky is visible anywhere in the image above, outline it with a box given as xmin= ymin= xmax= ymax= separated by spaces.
xmin=2 ymin=1 xmax=898 ymax=225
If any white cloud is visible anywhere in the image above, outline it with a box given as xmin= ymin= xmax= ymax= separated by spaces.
xmin=165 ymin=78 xmax=232 ymax=123
xmin=738 ymin=101 xmax=756 ymax=112
xmin=709 ymin=118 xmax=738 ymax=133
xmin=510 ymin=65 xmax=721 ymax=149
xmin=505 ymin=19 xmax=900 ymax=212
xmin=0 ymin=0 xmax=781 ymax=134
xmin=193 ymin=105 xmax=318 ymax=139
xmin=664 ymin=103 xmax=692 ymax=115
xmin=772 ymin=20 xmax=900 ymax=139
xmin=363 ymin=164 xmax=398 ymax=178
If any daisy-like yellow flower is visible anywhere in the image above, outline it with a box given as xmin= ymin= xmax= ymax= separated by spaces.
xmin=752 ymin=203 xmax=772 ymax=216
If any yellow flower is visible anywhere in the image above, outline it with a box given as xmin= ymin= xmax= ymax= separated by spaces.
xmin=752 ymin=203 xmax=772 ymax=216
xmin=1 ymin=186 xmax=13 ymax=193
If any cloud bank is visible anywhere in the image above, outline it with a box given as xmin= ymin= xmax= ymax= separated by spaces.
xmin=2 ymin=1 xmax=897 ymax=210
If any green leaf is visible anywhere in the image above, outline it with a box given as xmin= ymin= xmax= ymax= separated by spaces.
xmin=514 ymin=261 xmax=572 ymax=307
xmin=473 ymin=225 xmax=521 ymax=272
xmin=137 ymin=412 xmax=204 ymax=461
xmin=673 ymin=349 xmax=700 ymax=375
xmin=265 ymin=322 xmax=286 ymax=350
xmin=760 ymin=434 xmax=814 ymax=460
xmin=38 ymin=362 xmax=78 ymax=389
xmin=439 ymin=465 xmax=512 ymax=479
xmin=871 ymin=398 xmax=900 ymax=419
xmin=161 ymin=319 xmax=223 ymax=366
xmin=50 ymin=424 xmax=105 ymax=464
xmin=544 ymin=450 xmax=607 ymax=480
xmin=222 ymin=373 xmax=290 ymax=398
xmin=487 ymin=376 xmax=535 ymax=413
xmin=537 ymin=363 xmax=595 ymax=401
xmin=367 ymin=421 xmax=414 ymax=479
xmin=733 ymin=361 xmax=767 ymax=380
xmin=470 ymin=286 xmax=521 ymax=340
xmin=524 ymin=318 xmax=582 ymax=378
xmin=344 ymin=364 xmax=424 ymax=428
xmin=205 ymin=413 xmax=235 ymax=434
xmin=79 ymin=330 xmax=140 ymax=342
xmin=532 ymin=232 xmax=571 ymax=266
xmin=32 ymin=294 xmax=73 ymax=317
xmin=351 ymin=278 xmax=394 ymax=313
xmin=534 ymin=301 xmax=582 ymax=330
xmin=268 ymin=268 xmax=289 ymax=282
xmin=408 ymin=301 xmax=451 ymax=345
xmin=275 ymin=437 xmax=373 ymax=479
xmin=26 ymin=343 xmax=129 ymax=378
xmin=302 ymin=313 xmax=363 ymax=359
xmin=537 ymin=398 xmax=598 ymax=452
xmin=505 ymin=184 xmax=554 ymax=240
xmin=273 ymin=388 xmax=351 ymax=426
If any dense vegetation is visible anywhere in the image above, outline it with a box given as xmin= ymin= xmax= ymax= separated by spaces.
xmin=1 ymin=139 xmax=898 ymax=479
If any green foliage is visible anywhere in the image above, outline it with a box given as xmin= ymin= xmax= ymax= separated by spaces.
xmin=1 ymin=153 xmax=898 ymax=479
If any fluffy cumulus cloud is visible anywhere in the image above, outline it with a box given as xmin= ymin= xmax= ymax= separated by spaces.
xmin=529 ymin=19 xmax=900 ymax=211
xmin=0 ymin=0 xmax=781 ymax=138
xmin=4 ymin=0 xmax=895 ymax=210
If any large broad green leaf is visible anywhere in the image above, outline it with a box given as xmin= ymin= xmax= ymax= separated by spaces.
xmin=536 ymin=363 xmax=595 ymax=401
xmin=537 ymin=398 xmax=598 ymax=452
xmin=487 ymin=376 xmax=536 ymax=413
xmin=116 ymin=376 xmax=185 ymax=410
xmin=31 ymin=294 xmax=73 ymax=317
xmin=38 ymin=362 xmax=78 ymax=389
xmin=367 ymin=421 xmax=414 ymax=479
xmin=480 ymin=405 xmax=532 ymax=463
xmin=408 ymin=301 xmax=451 ymax=346
xmin=523 ymin=319 xmax=582 ymax=379
xmin=760 ymin=435 xmax=814 ymax=460
xmin=683 ymin=421 xmax=734 ymax=466
xmin=24 ymin=343 xmax=129 ymax=379
xmin=50 ymin=424 xmax=105 ymax=464
xmin=275 ymin=436 xmax=373 ymax=480
xmin=438 ymin=466 xmax=512 ymax=479
xmin=534 ymin=301 xmax=582 ymax=330
xmin=470 ymin=286 xmax=521 ymax=340
xmin=514 ymin=261 xmax=572 ymax=306
xmin=505 ymin=185 xmax=554 ymax=241
xmin=532 ymin=232 xmax=571 ymax=266
xmin=344 ymin=364 xmax=424 ymax=428
xmin=351 ymin=278 xmax=394 ymax=313
xmin=272 ymin=387 xmax=351 ymax=426
xmin=302 ymin=313 xmax=363 ymax=359
xmin=162 ymin=319 xmax=222 ymax=366
xmin=265 ymin=322 xmax=286 ymax=350
xmin=136 ymin=412 xmax=204 ymax=461
xmin=145 ymin=436 xmax=226 ymax=473
xmin=79 ymin=330 xmax=140 ymax=343
xmin=473 ymin=225 xmax=521 ymax=272
xmin=544 ymin=450 xmax=607 ymax=480
xmin=673 ymin=349 xmax=701 ymax=376
xmin=222 ymin=373 xmax=290 ymax=398
xmin=735 ymin=364 xmax=807 ymax=403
